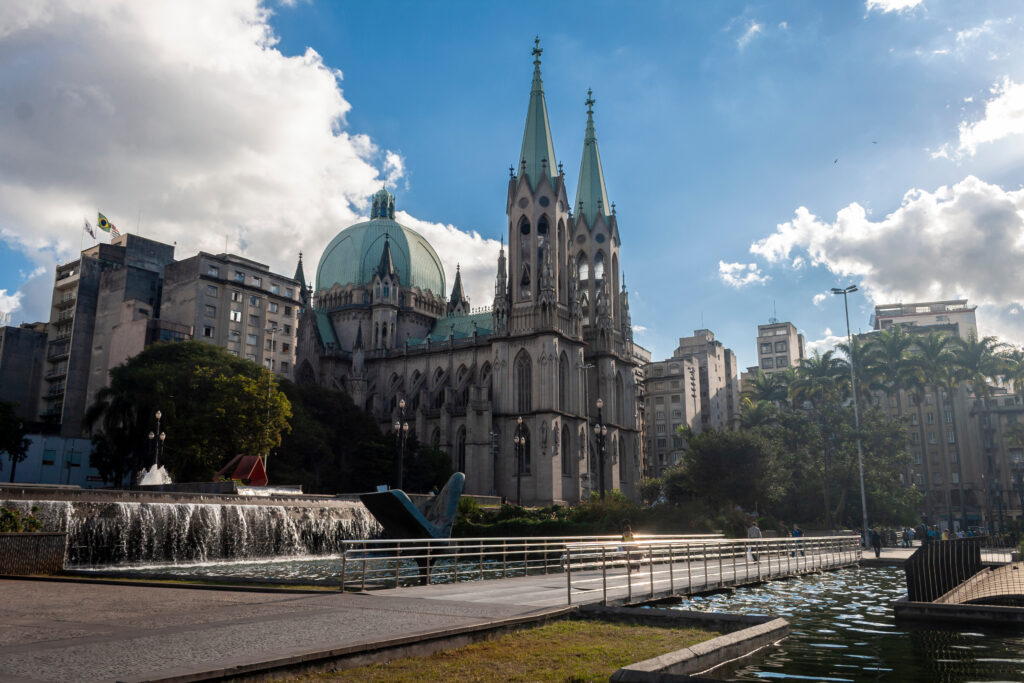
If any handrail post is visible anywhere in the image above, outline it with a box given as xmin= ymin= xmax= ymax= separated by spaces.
xmin=544 ymin=539 xmax=549 ymax=575
xmin=602 ymin=547 xmax=608 ymax=605
xmin=341 ymin=542 xmax=347 ymax=592
xmin=502 ymin=539 xmax=507 ymax=578
xmin=669 ymin=545 xmax=675 ymax=595
xmin=767 ymin=540 xmax=772 ymax=578
xmin=394 ymin=544 xmax=401 ymax=588
xmin=649 ymin=544 xmax=655 ymax=598
xmin=687 ymin=543 xmax=692 ymax=595
xmin=479 ymin=539 xmax=484 ymax=581
xmin=566 ymin=546 xmax=573 ymax=605
xmin=703 ymin=543 xmax=708 ymax=591
xmin=627 ymin=547 xmax=633 ymax=604
xmin=361 ymin=541 xmax=367 ymax=592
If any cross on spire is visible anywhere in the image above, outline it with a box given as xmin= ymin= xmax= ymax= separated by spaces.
xmin=586 ymin=88 xmax=595 ymax=114
xmin=532 ymin=36 xmax=543 ymax=64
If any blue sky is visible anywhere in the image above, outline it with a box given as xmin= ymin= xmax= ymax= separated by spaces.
xmin=2 ymin=0 xmax=1023 ymax=369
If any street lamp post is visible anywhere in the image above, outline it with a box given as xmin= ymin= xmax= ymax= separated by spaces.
xmin=832 ymin=285 xmax=869 ymax=542
xmin=513 ymin=416 xmax=527 ymax=505
xmin=578 ymin=362 xmax=594 ymax=497
xmin=593 ymin=398 xmax=608 ymax=499
xmin=264 ymin=325 xmax=279 ymax=471
xmin=393 ymin=398 xmax=408 ymax=491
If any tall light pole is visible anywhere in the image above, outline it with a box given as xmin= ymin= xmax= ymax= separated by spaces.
xmin=393 ymin=397 xmax=408 ymax=491
xmin=832 ymin=285 xmax=869 ymax=542
xmin=578 ymin=361 xmax=594 ymax=496
xmin=594 ymin=398 xmax=608 ymax=499
xmin=264 ymin=324 xmax=279 ymax=471
xmin=513 ymin=416 xmax=527 ymax=505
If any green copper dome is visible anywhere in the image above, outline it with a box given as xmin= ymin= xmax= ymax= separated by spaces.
xmin=315 ymin=190 xmax=446 ymax=296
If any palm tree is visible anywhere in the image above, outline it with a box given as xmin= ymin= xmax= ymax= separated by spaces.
xmin=789 ymin=350 xmax=844 ymax=410
xmin=835 ymin=335 xmax=878 ymax=408
xmin=864 ymin=326 xmax=916 ymax=418
xmin=741 ymin=370 xmax=789 ymax=407
xmin=735 ymin=397 xmax=778 ymax=429
xmin=906 ymin=331 xmax=953 ymax=525
xmin=950 ymin=333 xmax=1007 ymax=532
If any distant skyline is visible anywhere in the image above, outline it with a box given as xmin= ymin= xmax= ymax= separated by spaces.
xmin=1 ymin=0 xmax=1023 ymax=370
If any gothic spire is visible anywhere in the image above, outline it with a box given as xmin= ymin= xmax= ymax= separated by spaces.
xmin=376 ymin=234 xmax=398 ymax=281
xmin=518 ymin=37 xmax=558 ymax=191
xmin=354 ymin=321 xmax=364 ymax=349
xmin=574 ymin=89 xmax=612 ymax=229
xmin=294 ymin=251 xmax=309 ymax=307
xmin=448 ymin=264 xmax=469 ymax=314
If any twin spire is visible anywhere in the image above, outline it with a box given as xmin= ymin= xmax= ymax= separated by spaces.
xmin=517 ymin=37 xmax=612 ymax=227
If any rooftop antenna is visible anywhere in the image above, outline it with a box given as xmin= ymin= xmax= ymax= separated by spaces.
xmin=769 ymin=300 xmax=779 ymax=324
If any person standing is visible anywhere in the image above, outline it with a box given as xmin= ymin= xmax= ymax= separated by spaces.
xmin=870 ymin=527 xmax=882 ymax=558
xmin=748 ymin=521 xmax=762 ymax=562
xmin=791 ymin=522 xmax=805 ymax=557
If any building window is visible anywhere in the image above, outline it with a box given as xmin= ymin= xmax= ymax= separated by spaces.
xmin=265 ymin=339 xmax=276 ymax=351
xmin=249 ymin=314 xmax=259 ymax=326
xmin=950 ymin=450 xmax=959 ymax=464
xmin=776 ymin=357 xmax=788 ymax=367
xmin=234 ymin=270 xmax=245 ymax=282
xmin=671 ymin=409 xmax=681 ymax=418
xmin=230 ymin=310 xmax=242 ymax=323
xmin=1010 ymin=448 xmax=1023 ymax=465
xmin=284 ymin=306 xmax=293 ymax=316
xmin=656 ymin=424 xmax=665 ymax=434
xmin=952 ymin=471 xmax=959 ymax=484
xmin=203 ymin=326 xmax=214 ymax=338
xmin=285 ymin=287 xmax=294 ymax=298
xmin=761 ymin=358 xmax=774 ymax=369
xmin=910 ymin=413 xmax=918 ymax=426
xmin=933 ymin=473 xmax=943 ymax=485
xmin=774 ymin=341 xmax=787 ymax=352
xmin=229 ymin=350 xmax=239 ymax=357
xmin=42 ymin=449 xmax=56 ymax=466
xmin=245 ymin=353 xmax=256 ymax=361
xmin=514 ymin=351 xmax=531 ymax=413
xmin=911 ymin=432 xmax=919 ymax=444
xmin=249 ymin=296 xmax=260 ymax=307
xmin=206 ymin=285 xmax=218 ymax=297
xmin=926 ymin=412 xmax=934 ymax=425
xmin=946 ymin=430 xmax=955 ymax=444
xmin=925 ymin=394 xmax=934 ymax=405
xmin=231 ymin=290 xmax=242 ymax=302
xmin=928 ymin=432 xmax=936 ymax=444
xmin=760 ymin=343 xmax=772 ymax=354
xmin=204 ymin=305 xmax=216 ymax=318
xmin=268 ymin=302 xmax=279 ymax=313
xmin=247 ymin=333 xmax=257 ymax=345
xmin=914 ymin=452 xmax=922 ymax=465
xmin=207 ymin=266 xmax=220 ymax=277
xmin=944 ymin=410 xmax=953 ymax=423
xmin=271 ymin=284 xmax=280 ymax=295
xmin=280 ymin=361 xmax=289 ymax=372
xmin=671 ymin=395 xmax=680 ymax=404
xmin=281 ymin=343 xmax=290 ymax=353
xmin=671 ymin=380 xmax=680 ymax=388
xmin=657 ymin=438 xmax=666 ymax=449
xmin=655 ymin=411 xmax=665 ymax=421
xmin=264 ymin=358 xmax=273 ymax=369
xmin=229 ymin=330 xmax=240 ymax=340
xmin=915 ymin=473 xmax=924 ymax=486
xmin=252 ymin=276 xmax=262 ymax=287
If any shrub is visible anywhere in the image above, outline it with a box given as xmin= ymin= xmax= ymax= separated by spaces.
xmin=0 ymin=506 xmax=43 ymax=533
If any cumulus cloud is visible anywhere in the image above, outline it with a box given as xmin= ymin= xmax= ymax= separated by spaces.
xmin=737 ymin=21 xmax=763 ymax=49
xmin=812 ymin=293 xmax=828 ymax=307
xmin=0 ymin=0 xmax=495 ymax=323
xmin=937 ymin=77 xmax=1024 ymax=158
xmin=632 ymin=324 xmax=648 ymax=334
xmin=805 ymin=330 xmax=847 ymax=356
xmin=865 ymin=0 xmax=923 ymax=14
xmin=718 ymin=261 xmax=769 ymax=288
xmin=0 ymin=289 xmax=22 ymax=319
xmin=751 ymin=176 xmax=1024 ymax=307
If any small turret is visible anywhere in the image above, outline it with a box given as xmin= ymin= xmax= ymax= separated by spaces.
xmin=447 ymin=264 xmax=470 ymax=316
xmin=294 ymin=252 xmax=309 ymax=308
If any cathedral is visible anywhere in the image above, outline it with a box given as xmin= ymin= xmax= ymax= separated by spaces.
xmin=295 ymin=41 xmax=641 ymax=505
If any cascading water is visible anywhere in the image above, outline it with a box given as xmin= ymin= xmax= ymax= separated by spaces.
xmin=138 ymin=465 xmax=173 ymax=486
xmin=1 ymin=498 xmax=381 ymax=566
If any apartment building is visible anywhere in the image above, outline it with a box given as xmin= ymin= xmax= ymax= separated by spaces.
xmin=756 ymin=321 xmax=805 ymax=374
xmin=0 ymin=322 xmax=47 ymax=421
xmin=872 ymin=299 xmax=978 ymax=338
xmin=161 ymin=253 xmax=300 ymax=378
xmin=671 ymin=330 xmax=740 ymax=430
xmin=642 ymin=355 xmax=701 ymax=477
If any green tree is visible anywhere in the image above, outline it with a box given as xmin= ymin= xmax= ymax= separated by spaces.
xmin=0 ymin=400 xmax=30 ymax=483
xmin=741 ymin=370 xmax=789 ymax=406
xmin=85 ymin=341 xmax=291 ymax=483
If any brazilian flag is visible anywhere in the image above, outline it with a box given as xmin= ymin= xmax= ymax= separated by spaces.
xmin=97 ymin=212 xmax=115 ymax=233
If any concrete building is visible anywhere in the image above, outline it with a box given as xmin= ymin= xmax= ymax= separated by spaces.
xmin=641 ymin=355 xmax=701 ymax=477
xmin=297 ymin=44 xmax=642 ymax=504
xmin=0 ymin=323 xmax=47 ymax=421
xmin=669 ymin=330 xmax=740 ymax=431
xmin=40 ymin=235 xmax=176 ymax=436
xmin=161 ymin=253 xmax=300 ymax=379
xmin=872 ymin=299 xmax=978 ymax=339
xmin=756 ymin=321 xmax=805 ymax=374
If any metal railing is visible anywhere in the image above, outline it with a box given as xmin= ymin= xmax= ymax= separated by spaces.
xmin=906 ymin=536 xmax=1019 ymax=604
xmin=338 ymin=534 xmax=722 ymax=592
xmin=564 ymin=535 xmax=862 ymax=605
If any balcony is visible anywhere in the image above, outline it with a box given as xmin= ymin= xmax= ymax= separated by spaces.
xmin=56 ymin=293 xmax=77 ymax=308
xmin=45 ymin=366 xmax=68 ymax=380
xmin=47 ymin=342 xmax=69 ymax=361
xmin=46 ymin=384 xmax=66 ymax=397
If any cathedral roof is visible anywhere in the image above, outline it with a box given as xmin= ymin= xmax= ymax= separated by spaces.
xmin=315 ymin=190 xmax=446 ymax=296
xmin=574 ymin=90 xmax=612 ymax=229
xmin=408 ymin=311 xmax=494 ymax=345
xmin=518 ymin=38 xmax=558 ymax=191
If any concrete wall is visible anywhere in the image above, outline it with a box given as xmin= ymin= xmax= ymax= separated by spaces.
xmin=0 ymin=325 xmax=47 ymax=421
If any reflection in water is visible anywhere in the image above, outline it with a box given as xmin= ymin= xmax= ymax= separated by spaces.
xmin=662 ymin=566 xmax=1024 ymax=682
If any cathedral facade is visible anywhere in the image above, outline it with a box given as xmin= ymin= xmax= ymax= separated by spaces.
xmin=295 ymin=42 xmax=641 ymax=505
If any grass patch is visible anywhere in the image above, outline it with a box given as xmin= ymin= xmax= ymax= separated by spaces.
xmin=298 ymin=618 xmax=714 ymax=682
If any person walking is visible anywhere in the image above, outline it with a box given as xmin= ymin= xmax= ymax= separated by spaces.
xmin=747 ymin=521 xmax=762 ymax=562
xmin=902 ymin=528 xmax=910 ymax=548
xmin=870 ymin=527 xmax=882 ymax=558
xmin=791 ymin=522 xmax=805 ymax=557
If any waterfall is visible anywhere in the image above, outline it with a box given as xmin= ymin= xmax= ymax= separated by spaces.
xmin=2 ymin=498 xmax=381 ymax=566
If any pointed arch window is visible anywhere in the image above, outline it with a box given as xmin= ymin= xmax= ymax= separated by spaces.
xmin=616 ymin=372 xmax=625 ymax=424
xmin=515 ymin=351 xmax=532 ymax=413
xmin=559 ymin=353 xmax=570 ymax=409
xmin=577 ymin=252 xmax=589 ymax=281
xmin=456 ymin=427 xmax=467 ymax=473
xmin=594 ymin=251 xmax=605 ymax=282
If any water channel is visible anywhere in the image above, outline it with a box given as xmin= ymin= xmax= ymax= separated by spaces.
xmin=667 ymin=566 xmax=1024 ymax=682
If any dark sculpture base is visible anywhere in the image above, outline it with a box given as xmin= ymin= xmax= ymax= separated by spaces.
xmin=359 ymin=472 xmax=465 ymax=539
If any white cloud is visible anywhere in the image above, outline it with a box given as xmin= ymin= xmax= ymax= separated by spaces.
xmin=812 ymin=293 xmax=828 ymax=307
xmin=778 ymin=21 xmax=789 ymax=30
xmin=632 ymin=324 xmax=648 ymax=334
xmin=0 ymin=289 xmax=22 ymax=317
xmin=718 ymin=261 xmax=769 ymax=288
xmin=805 ymin=331 xmax=847 ymax=356
xmin=750 ymin=175 xmax=1024 ymax=343
xmin=0 ymin=0 xmax=495 ymax=323
xmin=865 ymin=0 xmax=923 ymax=14
xmin=949 ymin=77 xmax=1024 ymax=157
xmin=737 ymin=22 xmax=763 ymax=49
